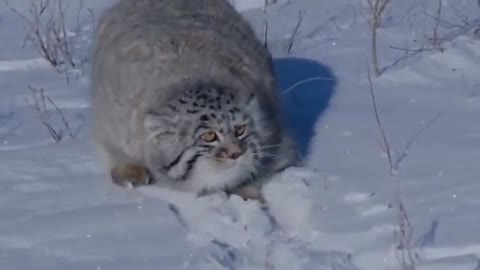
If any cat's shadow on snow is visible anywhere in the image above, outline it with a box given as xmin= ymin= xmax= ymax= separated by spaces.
xmin=273 ymin=57 xmax=337 ymax=158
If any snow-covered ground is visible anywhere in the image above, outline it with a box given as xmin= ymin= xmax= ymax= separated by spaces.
xmin=1 ymin=0 xmax=480 ymax=269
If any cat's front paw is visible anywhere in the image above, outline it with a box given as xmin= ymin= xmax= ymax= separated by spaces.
xmin=110 ymin=163 xmax=154 ymax=188
xmin=227 ymin=185 xmax=266 ymax=204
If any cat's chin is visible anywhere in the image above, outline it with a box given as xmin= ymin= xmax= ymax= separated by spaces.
xmin=182 ymin=155 xmax=253 ymax=195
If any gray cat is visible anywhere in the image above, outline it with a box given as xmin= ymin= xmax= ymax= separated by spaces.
xmin=89 ymin=0 xmax=299 ymax=202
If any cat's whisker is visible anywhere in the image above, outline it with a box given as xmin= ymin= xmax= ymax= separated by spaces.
xmin=258 ymin=152 xmax=282 ymax=160
xmin=209 ymin=157 xmax=227 ymax=163
xmin=258 ymin=144 xmax=281 ymax=150
xmin=250 ymin=160 xmax=267 ymax=175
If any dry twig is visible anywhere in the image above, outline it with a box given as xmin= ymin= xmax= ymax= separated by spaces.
xmin=393 ymin=201 xmax=418 ymax=270
xmin=421 ymin=0 xmax=445 ymax=51
xmin=8 ymin=0 xmax=91 ymax=82
xmin=283 ymin=76 xmax=336 ymax=94
xmin=25 ymin=86 xmax=74 ymax=143
xmin=367 ymin=0 xmax=392 ymax=77
xmin=285 ymin=10 xmax=304 ymax=54
xmin=367 ymin=66 xmax=394 ymax=175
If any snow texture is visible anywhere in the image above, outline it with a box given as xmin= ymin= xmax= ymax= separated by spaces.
xmin=1 ymin=0 xmax=480 ymax=269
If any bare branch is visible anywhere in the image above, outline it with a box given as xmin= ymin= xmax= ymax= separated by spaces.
xmin=419 ymin=0 xmax=447 ymax=52
xmin=44 ymin=95 xmax=74 ymax=139
xmin=25 ymin=86 xmax=62 ymax=142
xmin=393 ymin=200 xmax=419 ymax=270
xmin=367 ymin=66 xmax=394 ymax=175
xmin=25 ymin=86 xmax=75 ymax=143
xmin=285 ymin=10 xmax=304 ymax=54
xmin=367 ymin=0 xmax=392 ymax=77
xmin=7 ymin=0 xmax=92 ymax=82
xmin=282 ymin=76 xmax=336 ymax=94
xmin=431 ymin=0 xmax=442 ymax=47
xmin=393 ymin=111 xmax=445 ymax=170
xmin=329 ymin=16 xmax=342 ymax=31
xmin=474 ymin=28 xmax=480 ymax=40
xmin=389 ymin=45 xmax=442 ymax=54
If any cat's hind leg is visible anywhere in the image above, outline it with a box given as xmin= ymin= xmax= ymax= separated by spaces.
xmin=227 ymin=185 xmax=266 ymax=204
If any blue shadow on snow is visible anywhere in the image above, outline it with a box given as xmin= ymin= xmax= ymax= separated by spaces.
xmin=272 ymin=57 xmax=337 ymax=158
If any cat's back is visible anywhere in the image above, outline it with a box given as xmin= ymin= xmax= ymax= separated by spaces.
xmin=91 ymin=0 xmax=274 ymax=104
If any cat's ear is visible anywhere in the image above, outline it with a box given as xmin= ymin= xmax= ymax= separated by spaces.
xmin=245 ymin=93 xmax=261 ymax=112
xmin=144 ymin=110 xmax=178 ymax=139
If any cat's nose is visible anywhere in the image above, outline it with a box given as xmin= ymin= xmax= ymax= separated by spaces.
xmin=229 ymin=151 xmax=243 ymax=160
xmin=226 ymin=145 xmax=245 ymax=160
xmin=217 ymin=145 xmax=246 ymax=160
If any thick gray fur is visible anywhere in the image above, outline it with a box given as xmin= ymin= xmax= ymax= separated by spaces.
xmin=90 ymin=0 xmax=300 ymax=195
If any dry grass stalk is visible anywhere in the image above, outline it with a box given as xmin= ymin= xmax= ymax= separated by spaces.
xmin=285 ymin=10 xmax=304 ymax=54
xmin=367 ymin=0 xmax=392 ymax=77
xmin=393 ymin=201 xmax=418 ymax=270
xmin=367 ymin=66 xmax=394 ymax=175
xmin=8 ymin=0 xmax=90 ymax=82
xmin=25 ymin=86 xmax=74 ymax=143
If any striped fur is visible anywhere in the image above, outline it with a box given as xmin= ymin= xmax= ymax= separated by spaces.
xmin=144 ymin=84 xmax=272 ymax=193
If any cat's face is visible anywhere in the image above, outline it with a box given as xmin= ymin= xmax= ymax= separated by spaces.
xmin=144 ymin=84 xmax=273 ymax=193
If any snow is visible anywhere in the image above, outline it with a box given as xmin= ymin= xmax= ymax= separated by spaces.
xmin=228 ymin=0 xmax=265 ymax=11
xmin=1 ymin=0 xmax=480 ymax=269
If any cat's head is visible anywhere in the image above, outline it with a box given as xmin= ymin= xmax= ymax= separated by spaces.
xmin=143 ymin=83 xmax=276 ymax=193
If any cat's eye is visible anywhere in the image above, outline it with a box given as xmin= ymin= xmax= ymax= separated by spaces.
xmin=235 ymin=125 xmax=247 ymax=137
xmin=200 ymin=131 xmax=218 ymax=143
